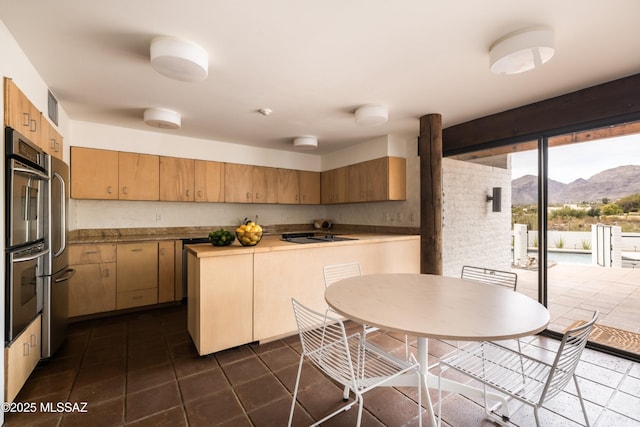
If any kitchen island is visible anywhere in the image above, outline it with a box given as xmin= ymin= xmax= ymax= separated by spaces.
xmin=185 ymin=233 xmax=420 ymax=355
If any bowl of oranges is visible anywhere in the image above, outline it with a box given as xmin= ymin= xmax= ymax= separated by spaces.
xmin=236 ymin=219 xmax=263 ymax=246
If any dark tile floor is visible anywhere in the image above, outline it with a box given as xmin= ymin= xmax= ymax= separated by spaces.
xmin=4 ymin=303 xmax=640 ymax=426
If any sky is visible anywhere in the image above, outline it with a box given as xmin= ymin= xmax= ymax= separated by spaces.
xmin=511 ymin=133 xmax=640 ymax=184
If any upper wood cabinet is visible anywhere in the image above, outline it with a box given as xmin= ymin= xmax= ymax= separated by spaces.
xmin=194 ymin=160 xmax=224 ymax=202
xmin=119 ymin=152 xmax=159 ymax=200
xmin=70 ymin=148 xmax=159 ymax=200
xmin=253 ymin=166 xmax=278 ymax=204
xmin=43 ymin=120 xmax=63 ymax=160
xmin=277 ymin=168 xmax=299 ymax=204
xmin=160 ymin=156 xmax=195 ymax=201
xmin=321 ymin=167 xmax=348 ymax=204
xmin=224 ymin=164 xmax=278 ymax=203
xmin=299 ymin=171 xmax=320 ymax=205
xmin=322 ymin=157 xmax=406 ymax=204
xmin=4 ymin=78 xmax=41 ymax=143
xmin=71 ymin=147 xmax=119 ymax=199
xmin=224 ymin=163 xmax=253 ymax=203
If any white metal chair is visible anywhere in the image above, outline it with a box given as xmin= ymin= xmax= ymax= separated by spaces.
xmin=289 ymin=298 xmax=422 ymax=427
xmin=438 ymin=310 xmax=598 ymax=427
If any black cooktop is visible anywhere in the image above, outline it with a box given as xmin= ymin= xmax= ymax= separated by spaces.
xmin=281 ymin=232 xmax=358 ymax=244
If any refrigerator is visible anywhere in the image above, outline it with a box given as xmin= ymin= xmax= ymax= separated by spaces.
xmin=42 ymin=155 xmax=75 ymax=358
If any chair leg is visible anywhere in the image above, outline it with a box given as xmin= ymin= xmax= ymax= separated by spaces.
xmin=573 ymin=375 xmax=591 ymax=427
xmin=288 ymin=354 xmax=305 ymax=427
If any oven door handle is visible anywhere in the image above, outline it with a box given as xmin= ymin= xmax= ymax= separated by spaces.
xmin=12 ymin=166 xmax=50 ymax=181
xmin=13 ymin=248 xmax=50 ymax=263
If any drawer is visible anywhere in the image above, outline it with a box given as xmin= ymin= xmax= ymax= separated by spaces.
xmin=69 ymin=244 xmax=117 ymax=264
xmin=5 ymin=315 xmax=41 ymax=403
xmin=117 ymin=288 xmax=158 ymax=310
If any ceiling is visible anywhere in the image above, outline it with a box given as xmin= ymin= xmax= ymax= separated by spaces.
xmin=2 ymin=1 xmax=640 ymax=155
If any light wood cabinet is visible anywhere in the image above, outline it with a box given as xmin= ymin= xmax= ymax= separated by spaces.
xmin=277 ymin=168 xmax=299 ymax=204
xmin=70 ymin=147 xmax=119 ymax=200
xmin=321 ymin=167 xmax=348 ymax=204
xmin=160 ymin=156 xmax=195 ymax=201
xmin=119 ymin=152 xmax=159 ymax=200
xmin=253 ymin=166 xmax=278 ymax=203
xmin=253 ymin=237 xmax=420 ymax=342
xmin=4 ymin=315 xmax=41 ymax=403
xmin=3 ymin=78 xmax=41 ymax=143
xmin=43 ymin=120 xmax=63 ymax=160
xmin=116 ymin=242 xmax=158 ymax=309
xmin=322 ymin=157 xmax=406 ymax=204
xmin=68 ymin=244 xmax=117 ymax=317
xmin=194 ymin=160 xmax=224 ymax=202
xmin=158 ymin=241 xmax=176 ymax=303
xmin=299 ymin=170 xmax=320 ymax=204
xmin=224 ymin=163 xmax=253 ymax=203
xmin=187 ymin=252 xmax=254 ymax=355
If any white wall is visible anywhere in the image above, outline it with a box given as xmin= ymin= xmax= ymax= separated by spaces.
xmin=442 ymin=157 xmax=513 ymax=277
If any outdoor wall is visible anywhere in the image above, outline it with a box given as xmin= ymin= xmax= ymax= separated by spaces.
xmin=442 ymin=157 xmax=513 ymax=277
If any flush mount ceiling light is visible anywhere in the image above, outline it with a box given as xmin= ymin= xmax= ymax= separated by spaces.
xmin=293 ymin=136 xmax=318 ymax=149
xmin=354 ymin=104 xmax=388 ymax=126
xmin=143 ymin=108 xmax=181 ymax=129
xmin=489 ymin=26 xmax=555 ymax=75
xmin=150 ymin=36 xmax=208 ymax=82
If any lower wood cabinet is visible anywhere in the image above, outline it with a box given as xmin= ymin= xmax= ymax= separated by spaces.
xmin=4 ymin=315 xmax=41 ymax=403
xmin=187 ymin=252 xmax=253 ymax=355
xmin=69 ymin=244 xmax=117 ymax=317
xmin=68 ymin=240 xmax=178 ymax=317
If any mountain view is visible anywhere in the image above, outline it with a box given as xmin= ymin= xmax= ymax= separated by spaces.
xmin=512 ymin=165 xmax=640 ymax=205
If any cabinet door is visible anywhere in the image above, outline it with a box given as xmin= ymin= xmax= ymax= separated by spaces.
xmin=70 ymin=147 xmax=119 ymax=199
xmin=224 ymin=163 xmax=253 ymax=203
xmin=194 ymin=160 xmax=224 ymax=202
xmin=321 ymin=167 xmax=348 ymax=204
xmin=119 ymin=152 xmax=160 ymax=200
xmin=253 ymin=166 xmax=278 ymax=204
xmin=3 ymin=79 xmax=41 ymax=144
xmin=277 ymin=169 xmax=299 ymax=204
xmin=160 ymin=156 xmax=195 ymax=201
xmin=43 ymin=120 xmax=63 ymax=160
xmin=347 ymin=162 xmax=367 ymax=203
xmin=4 ymin=315 xmax=41 ymax=403
xmin=116 ymin=242 xmax=158 ymax=294
xmin=299 ymin=171 xmax=320 ymax=205
xmin=68 ymin=262 xmax=117 ymax=317
xmin=158 ymin=241 xmax=175 ymax=303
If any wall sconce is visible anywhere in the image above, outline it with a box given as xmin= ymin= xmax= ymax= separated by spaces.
xmin=487 ymin=187 xmax=502 ymax=212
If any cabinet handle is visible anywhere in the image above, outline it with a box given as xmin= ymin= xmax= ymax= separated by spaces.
xmin=246 ymin=192 xmax=251 ymax=200
xmin=23 ymin=342 xmax=30 ymax=356
xmin=23 ymin=112 xmax=31 ymax=127
xmin=131 ymin=248 xmax=143 ymax=252
xmin=50 ymin=138 xmax=57 ymax=150
xmin=55 ymin=141 xmax=61 ymax=152
xmin=107 ymin=185 xmax=113 ymax=194
xmin=123 ymin=187 xmax=129 ymax=195
xmin=103 ymin=268 xmax=110 ymax=278
xmin=186 ymin=189 xmax=191 ymax=197
xmin=255 ymin=193 xmax=260 ymax=200
xmin=133 ymin=295 xmax=143 ymax=300
xmin=30 ymin=119 xmax=37 ymax=132
xmin=83 ymin=251 xmax=98 ymax=255
xmin=160 ymin=248 xmax=165 ymax=256
xmin=30 ymin=333 xmax=37 ymax=348
xmin=197 ymin=190 xmax=202 ymax=198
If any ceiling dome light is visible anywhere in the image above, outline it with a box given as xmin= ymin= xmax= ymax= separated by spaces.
xmin=489 ymin=27 xmax=555 ymax=75
xmin=144 ymin=108 xmax=181 ymax=129
xmin=354 ymin=104 xmax=388 ymax=126
xmin=150 ymin=36 xmax=208 ymax=82
xmin=293 ymin=136 xmax=318 ymax=149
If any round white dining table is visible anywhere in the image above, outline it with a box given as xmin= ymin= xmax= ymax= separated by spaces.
xmin=324 ymin=273 xmax=550 ymax=426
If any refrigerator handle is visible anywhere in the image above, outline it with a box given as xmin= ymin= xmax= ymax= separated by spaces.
xmin=54 ymin=268 xmax=76 ymax=283
xmin=53 ymin=171 xmax=66 ymax=257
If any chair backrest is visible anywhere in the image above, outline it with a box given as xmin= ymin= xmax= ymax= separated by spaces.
xmin=291 ymin=298 xmax=356 ymax=387
xmin=539 ymin=310 xmax=599 ymax=404
xmin=323 ymin=262 xmax=362 ymax=288
xmin=461 ymin=265 xmax=518 ymax=291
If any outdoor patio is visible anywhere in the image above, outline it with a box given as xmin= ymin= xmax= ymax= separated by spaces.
xmin=513 ymin=263 xmax=640 ymax=353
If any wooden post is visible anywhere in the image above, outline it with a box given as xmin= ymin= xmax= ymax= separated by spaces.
xmin=419 ymin=114 xmax=443 ymax=275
